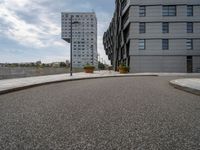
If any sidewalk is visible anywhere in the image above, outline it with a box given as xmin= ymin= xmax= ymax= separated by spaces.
xmin=0 ymin=71 xmax=199 ymax=95
xmin=170 ymin=78 xmax=200 ymax=96
xmin=0 ymin=71 xmax=158 ymax=94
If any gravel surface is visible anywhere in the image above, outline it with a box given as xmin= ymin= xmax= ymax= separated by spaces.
xmin=0 ymin=76 xmax=200 ymax=150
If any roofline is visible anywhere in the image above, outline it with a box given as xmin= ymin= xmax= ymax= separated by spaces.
xmin=61 ymin=12 xmax=96 ymax=14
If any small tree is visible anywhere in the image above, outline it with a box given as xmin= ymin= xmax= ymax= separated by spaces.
xmin=98 ymin=61 xmax=105 ymax=70
xmin=60 ymin=62 xmax=67 ymax=68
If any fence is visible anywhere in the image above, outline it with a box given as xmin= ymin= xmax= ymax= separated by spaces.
xmin=0 ymin=67 xmax=84 ymax=80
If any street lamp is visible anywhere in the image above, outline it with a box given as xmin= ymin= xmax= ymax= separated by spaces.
xmin=70 ymin=16 xmax=81 ymax=76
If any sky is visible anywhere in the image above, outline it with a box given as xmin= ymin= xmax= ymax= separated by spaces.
xmin=0 ymin=0 xmax=114 ymax=64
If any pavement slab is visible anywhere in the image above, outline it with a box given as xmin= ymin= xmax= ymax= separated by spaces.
xmin=0 ymin=71 xmax=200 ymax=95
xmin=170 ymin=78 xmax=200 ymax=95
xmin=0 ymin=71 xmax=158 ymax=94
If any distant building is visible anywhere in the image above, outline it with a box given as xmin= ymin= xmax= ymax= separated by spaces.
xmin=36 ymin=61 xmax=42 ymax=66
xmin=61 ymin=12 xmax=98 ymax=68
xmin=103 ymin=0 xmax=200 ymax=73
xmin=51 ymin=62 xmax=61 ymax=68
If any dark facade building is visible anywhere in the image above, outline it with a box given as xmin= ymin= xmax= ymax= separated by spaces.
xmin=103 ymin=0 xmax=200 ymax=73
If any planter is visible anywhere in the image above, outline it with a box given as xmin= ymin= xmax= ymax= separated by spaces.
xmin=84 ymin=68 xmax=94 ymax=73
xmin=119 ymin=68 xmax=129 ymax=74
xmin=83 ymin=66 xmax=95 ymax=73
xmin=118 ymin=64 xmax=129 ymax=74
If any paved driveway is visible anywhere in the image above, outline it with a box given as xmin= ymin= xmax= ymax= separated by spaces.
xmin=0 ymin=77 xmax=199 ymax=149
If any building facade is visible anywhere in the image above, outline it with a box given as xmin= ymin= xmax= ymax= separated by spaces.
xmin=62 ymin=12 xmax=98 ymax=68
xmin=103 ymin=0 xmax=200 ymax=73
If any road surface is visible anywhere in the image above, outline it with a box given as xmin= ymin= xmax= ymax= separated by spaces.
xmin=0 ymin=76 xmax=200 ymax=149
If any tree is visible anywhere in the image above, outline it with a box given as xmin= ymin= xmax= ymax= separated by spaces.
xmin=98 ymin=61 xmax=105 ymax=70
xmin=60 ymin=62 xmax=67 ymax=67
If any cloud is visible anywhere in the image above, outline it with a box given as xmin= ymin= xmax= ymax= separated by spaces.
xmin=0 ymin=0 xmax=114 ymax=63
xmin=3 ymin=0 xmax=30 ymax=10
xmin=0 ymin=0 xmax=63 ymax=48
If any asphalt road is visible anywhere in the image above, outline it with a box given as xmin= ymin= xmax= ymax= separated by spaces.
xmin=0 ymin=76 xmax=200 ymax=150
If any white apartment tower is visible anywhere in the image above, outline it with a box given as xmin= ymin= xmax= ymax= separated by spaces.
xmin=61 ymin=12 xmax=98 ymax=68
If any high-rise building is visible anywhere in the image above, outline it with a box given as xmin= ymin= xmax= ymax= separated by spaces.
xmin=61 ymin=12 xmax=98 ymax=68
xmin=103 ymin=0 xmax=200 ymax=73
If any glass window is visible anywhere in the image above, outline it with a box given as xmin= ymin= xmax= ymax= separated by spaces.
xmin=162 ymin=22 xmax=169 ymax=33
xmin=139 ymin=39 xmax=145 ymax=50
xmin=186 ymin=39 xmax=193 ymax=50
xmin=187 ymin=5 xmax=193 ymax=16
xmin=163 ymin=6 xmax=176 ymax=16
xmin=163 ymin=6 xmax=169 ymax=16
xmin=139 ymin=22 xmax=146 ymax=33
xmin=187 ymin=22 xmax=193 ymax=33
xmin=139 ymin=6 xmax=146 ymax=17
xmin=162 ymin=39 xmax=169 ymax=50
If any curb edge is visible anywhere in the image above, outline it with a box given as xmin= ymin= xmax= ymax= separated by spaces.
xmin=169 ymin=80 xmax=200 ymax=96
xmin=0 ymin=74 xmax=158 ymax=95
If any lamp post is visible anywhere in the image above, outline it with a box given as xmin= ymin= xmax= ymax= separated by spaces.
xmin=70 ymin=16 xmax=80 ymax=76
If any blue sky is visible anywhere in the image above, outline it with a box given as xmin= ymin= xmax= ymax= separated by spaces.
xmin=0 ymin=0 xmax=114 ymax=63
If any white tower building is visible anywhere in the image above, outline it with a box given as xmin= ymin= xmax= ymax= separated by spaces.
xmin=61 ymin=12 xmax=98 ymax=68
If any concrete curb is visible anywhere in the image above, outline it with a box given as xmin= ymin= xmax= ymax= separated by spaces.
xmin=169 ymin=80 xmax=200 ymax=96
xmin=0 ymin=74 xmax=158 ymax=95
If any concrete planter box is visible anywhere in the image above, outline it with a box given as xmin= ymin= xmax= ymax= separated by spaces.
xmin=118 ymin=65 xmax=129 ymax=74
xmin=119 ymin=68 xmax=129 ymax=74
xmin=83 ymin=66 xmax=95 ymax=73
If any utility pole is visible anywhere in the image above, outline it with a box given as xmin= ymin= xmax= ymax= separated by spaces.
xmin=70 ymin=15 xmax=73 ymax=76
xmin=69 ymin=16 xmax=80 ymax=76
